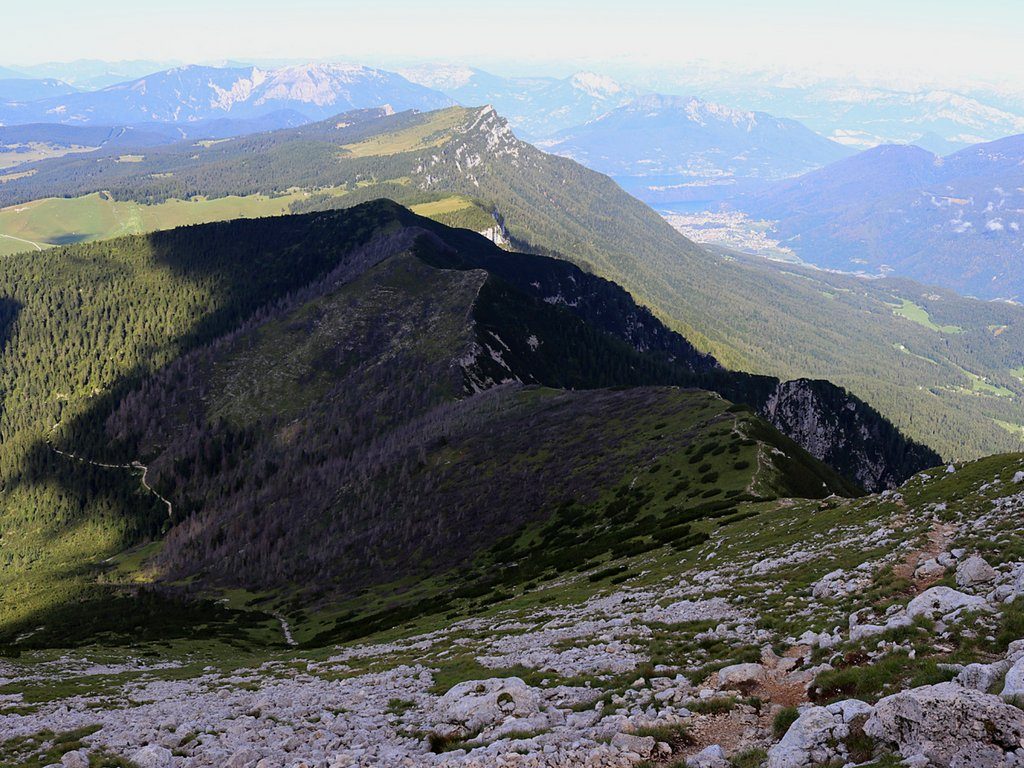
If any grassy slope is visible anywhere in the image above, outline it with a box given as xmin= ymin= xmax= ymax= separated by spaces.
xmin=0 ymin=191 xmax=490 ymax=257
xmin=893 ymin=298 xmax=962 ymax=334
xmin=0 ymin=189 xmax=351 ymax=256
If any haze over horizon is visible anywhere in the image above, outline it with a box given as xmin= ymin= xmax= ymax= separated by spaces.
xmin=5 ymin=0 xmax=1024 ymax=93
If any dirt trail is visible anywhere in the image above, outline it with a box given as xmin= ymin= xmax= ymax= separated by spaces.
xmin=49 ymin=444 xmax=173 ymax=519
xmin=893 ymin=520 xmax=957 ymax=591
xmin=0 ymin=233 xmax=44 ymax=252
xmin=681 ymin=709 xmax=772 ymax=761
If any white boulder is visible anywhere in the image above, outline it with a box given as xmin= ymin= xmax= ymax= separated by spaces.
xmin=1001 ymin=656 xmax=1024 ymax=700
xmin=907 ymin=586 xmax=987 ymax=619
xmin=610 ymin=732 xmax=655 ymax=758
xmin=689 ymin=744 xmax=730 ymax=768
xmin=864 ymin=682 xmax=1024 ymax=767
xmin=433 ymin=677 xmax=542 ymax=738
xmin=766 ymin=706 xmax=848 ymax=768
xmin=130 ymin=746 xmax=173 ymax=768
xmin=914 ymin=558 xmax=946 ymax=581
xmin=717 ymin=662 xmax=765 ymax=691
xmin=825 ymin=698 xmax=874 ymax=723
xmin=223 ymin=749 xmax=261 ymax=768
xmin=958 ymin=661 xmax=1010 ymax=693
xmin=60 ymin=752 xmax=90 ymax=768
xmin=956 ymin=555 xmax=997 ymax=588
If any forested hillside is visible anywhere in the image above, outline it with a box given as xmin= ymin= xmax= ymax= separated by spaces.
xmin=0 ymin=106 xmax=1021 ymax=460
xmin=0 ymin=203 xmax=933 ymax=638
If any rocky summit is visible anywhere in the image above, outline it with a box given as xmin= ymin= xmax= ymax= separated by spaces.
xmin=3 ymin=454 xmax=1024 ymax=767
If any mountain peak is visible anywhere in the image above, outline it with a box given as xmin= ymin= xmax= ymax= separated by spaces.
xmin=569 ymin=71 xmax=624 ymax=99
xmin=398 ymin=63 xmax=478 ymax=90
xmin=626 ymin=94 xmax=758 ymax=128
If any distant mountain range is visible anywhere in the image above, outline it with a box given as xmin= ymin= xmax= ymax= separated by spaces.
xmin=741 ymin=134 xmax=1024 ymax=300
xmin=633 ymin=67 xmax=1024 ymax=155
xmin=543 ymin=94 xmax=853 ymax=205
xmin=398 ymin=65 xmax=638 ymax=139
xmin=0 ymin=77 xmax=77 ymax=102
xmin=8 ymin=59 xmax=183 ymax=89
xmin=0 ymin=64 xmax=453 ymax=125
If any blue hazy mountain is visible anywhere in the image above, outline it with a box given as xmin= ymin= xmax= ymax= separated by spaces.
xmin=544 ymin=94 xmax=853 ymax=205
xmin=0 ymin=78 xmax=78 ymax=102
xmin=744 ymin=135 xmax=1024 ymax=300
xmin=12 ymin=59 xmax=181 ymax=90
xmin=399 ymin=65 xmax=638 ymax=139
xmin=632 ymin=66 xmax=1024 ymax=155
xmin=0 ymin=64 xmax=453 ymax=126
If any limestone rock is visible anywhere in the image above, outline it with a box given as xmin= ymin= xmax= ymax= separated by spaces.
xmin=1000 ymin=656 xmax=1024 ymax=699
xmin=956 ymin=555 xmax=998 ymax=588
xmin=717 ymin=662 xmax=765 ymax=691
xmin=610 ymin=732 xmax=655 ymax=758
xmin=957 ymin=661 xmax=1010 ymax=693
xmin=914 ymin=558 xmax=946 ymax=581
xmin=60 ymin=752 xmax=90 ymax=768
xmin=766 ymin=706 xmax=847 ymax=768
xmin=907 ymin=586 xmax=987 ymax=619
xmin=864 ymin=682 xmax=1024 ymax=767
xmin=689 ymin=744 xmax=730 ymax=768
xmin=433 ymin=677 xmax=542 ymax=738
xmin=825 ymin=698 xmax=874 ymax=723
xmin=129 ymin=745 xmax=173 ymax=768
xmin=224 ymin=748 xmax=262 ymax=768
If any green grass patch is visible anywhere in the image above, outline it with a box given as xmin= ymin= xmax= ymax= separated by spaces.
xmin=893 ymin=298 xmax=962 ymax=334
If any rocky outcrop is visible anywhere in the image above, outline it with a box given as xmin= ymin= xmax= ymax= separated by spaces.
xmin=432 ymin=677 xmax=544 ymax=740
xmin=1000 ymin=655 xmax=1024 ymax=700
xmin=956 ymin=554 xmax=998 ymax=588
xmin=759 ymin=378 xmax=941 ymax=491
xmin=766 ymin=705 xmax=852 ymax=768
xmin=907 ymin=586 xmax=988 ymax=619
xmin=864 ymin=682 xmax=1024 ymax=767
xmin=688 ymin=744 xmax=730 ymax=768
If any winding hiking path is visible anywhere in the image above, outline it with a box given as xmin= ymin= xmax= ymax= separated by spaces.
xmin=48 ymin=444 xmax=174 ymax=519
xmin=0 ymin=233 xmax=45 ymax=252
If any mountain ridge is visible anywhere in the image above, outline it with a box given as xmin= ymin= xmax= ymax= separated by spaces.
xmin=0 ymin=105 xmax=1020 ymax=463
xmin=0 ymin=63 xmax=454 ymax=126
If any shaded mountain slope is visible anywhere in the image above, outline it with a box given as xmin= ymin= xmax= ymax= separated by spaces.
xmin=0 ymin=203 xmax=936 ymax=634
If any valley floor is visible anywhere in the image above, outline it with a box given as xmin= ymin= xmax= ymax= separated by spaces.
xmin=4 ymin=456 xmax=1024 ymax=768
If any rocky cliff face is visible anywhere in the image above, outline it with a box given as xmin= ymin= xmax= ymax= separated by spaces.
xmin=761 ymin=379 xmax=941 ymax=492
xmin=413 ymin=222 xmax=938 ymax=491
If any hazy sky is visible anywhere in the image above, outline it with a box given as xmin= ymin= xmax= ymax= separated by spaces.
xmin=6 ymin=0 xmax=1023 ymax=87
